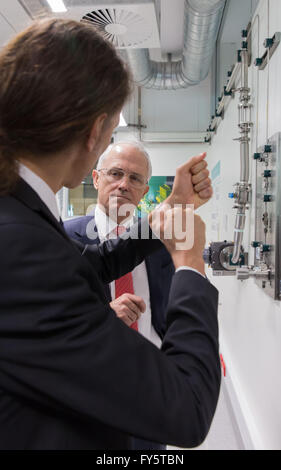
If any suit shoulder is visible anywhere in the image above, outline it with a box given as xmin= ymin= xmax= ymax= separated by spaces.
xmin=64 ymin=215 xmax=93 ymax=235
xmin=0 ymin=195 xmax=42 ymax=228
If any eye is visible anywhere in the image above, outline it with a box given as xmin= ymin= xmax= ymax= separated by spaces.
xmin=130 ymin=175 xmax=139 ymax=182
xmin=108 ymin=169 xmax=123 ymax=178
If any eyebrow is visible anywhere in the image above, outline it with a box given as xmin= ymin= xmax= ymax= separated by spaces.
xmin=109 ymin=166 xmax=144 ymax=178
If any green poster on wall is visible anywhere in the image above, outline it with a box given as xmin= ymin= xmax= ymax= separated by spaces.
xmin=137 ymin=176 xmax=174 ymax=217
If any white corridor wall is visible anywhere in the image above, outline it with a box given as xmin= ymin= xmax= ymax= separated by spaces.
xmin=198 ymin=0 xmax=281 ymax=450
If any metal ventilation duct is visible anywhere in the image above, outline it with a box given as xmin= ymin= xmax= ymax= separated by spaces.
xmin=126 ymin=0 xmax=226 ymax=89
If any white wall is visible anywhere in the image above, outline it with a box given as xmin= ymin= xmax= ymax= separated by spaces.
xmin=122 ymin=73 xmax=212 ymax=134
xmin=140 ymin=77 xmax=211 ymax=133
xmin=198 ymin=0 xmax=281 ymax=450
xmin=115 ymin=129 xmax=209 ymax=175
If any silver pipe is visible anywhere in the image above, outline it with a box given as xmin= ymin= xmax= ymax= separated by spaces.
xmin=125 ymin=0 xmax=226 ymax=90
xmin=240 ymin=137 xmax=250 ymax=182
xmin=232 ymin=208 xmax=246 ymax=263
xmin=138 ymin=86 xmax=142 ymax=140
xmin=240 ymin=50 xmax=249 ymax=91
xmin=181 ymin=0 xmax=226 ymax=84
xmin=232 ymin=49 xmax=251 ymax=264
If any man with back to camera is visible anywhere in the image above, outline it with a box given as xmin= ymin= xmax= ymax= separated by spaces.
xmin=0 ymin=17 xmax=220 ymax=451
xmin=64 ymin=140 xmax=212 ymax=450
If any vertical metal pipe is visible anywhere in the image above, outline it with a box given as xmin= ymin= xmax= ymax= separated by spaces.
xmin=137 ymin=86 xmax=142 ymax=141
xmin=239 ymin=49 xmax=250 ymax=183
xmin=232 ymin=209 xmax=246 ymax=263
xmin=240 ymin=49 xmax=248 ymax=89
xmin=240 ymin=138 xmax=250 ymax=182
xmin=232 ymin=48 xmax=251 ymax=264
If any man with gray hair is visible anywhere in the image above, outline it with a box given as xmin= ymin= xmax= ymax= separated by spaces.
xmin=97 ymin=140 xmax=153 ymax=181
xmin=64 ymin=140 xmax=174 ymax=449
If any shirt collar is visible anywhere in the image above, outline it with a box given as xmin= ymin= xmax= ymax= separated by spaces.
xmin=95 ymin=204 xmax=134 ymax=240
xmin=18 ymin=162 xmax=60 ymax=222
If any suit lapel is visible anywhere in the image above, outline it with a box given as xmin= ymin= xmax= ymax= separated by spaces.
xmin=71 ymin=215 xmax=112 ymax=302
xmin=71 ymin=216 xmax=100 ymax=246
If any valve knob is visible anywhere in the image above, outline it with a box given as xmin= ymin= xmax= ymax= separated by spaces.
xmin=264 ymin=195 xmax=272 ymax=202
xmin=251 ymin=241 xmax=260 ymax=248
xmin=261 ymin=244 xmax=271 ymax=253
xmin=264 ymin=145 xmax=272 ymax=153
xmin=263 ymin=37 xmax=274 ymax=48
xmin=224 ymin=86 xmax=232 ymax=96
xmin=264 ymin=170 xmax=272 ymax=177
xmin=254 ymin=58 xmax=262 ymax=66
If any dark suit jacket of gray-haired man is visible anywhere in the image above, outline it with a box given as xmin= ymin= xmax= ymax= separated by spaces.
xmin=64 ymin=212 xmax=175 ymax=450
xmin=65 ymin=140 xmax=174 ymax=449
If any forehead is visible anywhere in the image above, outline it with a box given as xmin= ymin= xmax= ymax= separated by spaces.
xmin=104 ymin=145 xmax=148 ymax=175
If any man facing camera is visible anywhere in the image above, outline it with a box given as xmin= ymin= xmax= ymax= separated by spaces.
xmin=65 ymin=142 xmax=174 ymax=349
xmin=64 ymin=140 xmax=211 ymax=450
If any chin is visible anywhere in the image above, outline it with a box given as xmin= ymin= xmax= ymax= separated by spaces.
xmin=65 ymin=171 xmax=91 ymax=188
xmin=64 ymin=182 xmax=77 ymax=189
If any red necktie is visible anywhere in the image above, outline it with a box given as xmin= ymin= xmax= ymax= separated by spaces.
xmin=114 ymin=225 xmax=138 ymax=331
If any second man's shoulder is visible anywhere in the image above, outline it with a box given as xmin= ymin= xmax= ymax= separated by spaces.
xmin=64 ymin=215 xmax=95 ymax=239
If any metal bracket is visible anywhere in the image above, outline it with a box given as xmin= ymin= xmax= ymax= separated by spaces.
xmin=254 ymin=32 xmax=281 ymax=70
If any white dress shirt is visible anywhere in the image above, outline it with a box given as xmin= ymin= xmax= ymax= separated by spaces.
xmin=18 ymin=162 xmax=60 ymax=222
xmin=94 ymin=205 xmax=162 ymax=348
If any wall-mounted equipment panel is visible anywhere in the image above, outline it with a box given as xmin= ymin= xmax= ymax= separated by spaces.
xmin=253 ymin=133 xmax=281 ymax=300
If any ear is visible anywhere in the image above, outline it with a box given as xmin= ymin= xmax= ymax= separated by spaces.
xmin=142 ymin=185 xmax=149 ymax=198
xmin=92 ymin=169 xmax=99 ymax=190
xmin=87 ymin=113 xmax=108 ymax=152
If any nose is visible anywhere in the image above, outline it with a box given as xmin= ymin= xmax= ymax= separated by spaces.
xmin=117 ymin=174 xmax=130 ymax=191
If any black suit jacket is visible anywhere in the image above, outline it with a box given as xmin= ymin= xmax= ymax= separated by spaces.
xmin=64 ymin=215 xmax=175 ymax=339
xmin=0 ymin=178 xmax=221 ymax=450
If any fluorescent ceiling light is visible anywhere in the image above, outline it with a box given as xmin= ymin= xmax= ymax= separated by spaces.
xmin=119 ymin=112 xmax=127 ymax=127
xmin=46 ymin=0 xmax=67 ymax=13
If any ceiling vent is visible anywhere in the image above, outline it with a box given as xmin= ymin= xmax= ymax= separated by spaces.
xmin=81 ymin=8 xmax=152 ymax=48
xmin=52 ymin=3 xmax=160 ymax=49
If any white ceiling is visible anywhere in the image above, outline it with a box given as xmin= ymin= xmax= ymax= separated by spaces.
xmin=0 ymin=0 xmax=259 ymax=51
xmin=0 ymin=0 xmax=31 ymax=30
xmin=0 ymin=0 xmax=31 ymax=47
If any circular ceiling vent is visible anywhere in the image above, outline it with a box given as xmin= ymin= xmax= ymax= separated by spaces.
xmin=81 ymin=8 xmax=152 ymax=48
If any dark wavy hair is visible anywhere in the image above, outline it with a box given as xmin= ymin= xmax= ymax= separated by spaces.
xmin=0 ymin=18 xmax=132 ymax=195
